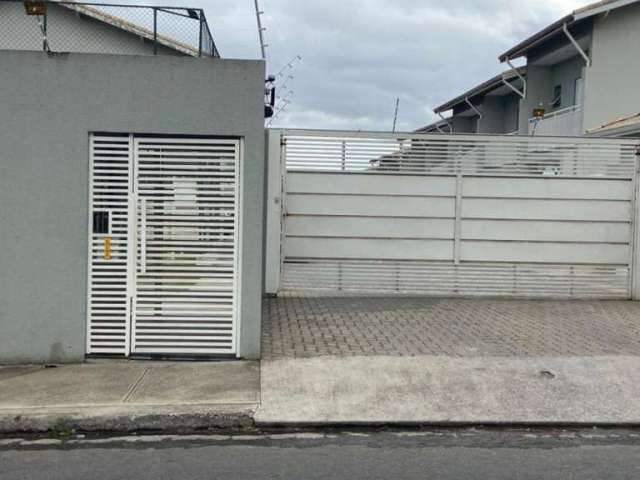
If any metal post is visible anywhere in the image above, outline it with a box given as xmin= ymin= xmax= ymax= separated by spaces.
xmin=153 ymin=8 xmax=158 ymax=55
xmin=453 ymin=174 xmax=463 ymax=265
xmin=198 ymin=12 xmax=203 ymax=57
xmin=631 ymin=149 xmax=640 ymax=299
xmin=392 ymin=98 xmax=400 ymax=133
xmin=264 ymin=130 xmax=285 ymax=294
xmin=42 ymin=11 xmax=47 ymax=52
xmin=253 ymin=0 xmax=267 ymax=60
xmin=563 ymin=23 xmax=591 ymax=67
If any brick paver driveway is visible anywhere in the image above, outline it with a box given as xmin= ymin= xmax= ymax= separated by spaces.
xmin=262 ymin=297 xmax=640 ymax=359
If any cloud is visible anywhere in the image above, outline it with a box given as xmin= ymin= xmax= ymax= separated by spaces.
xmin=116 ymin=0 xmax=590 ymax=131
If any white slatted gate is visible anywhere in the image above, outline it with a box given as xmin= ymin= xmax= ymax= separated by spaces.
xmin=266 ymin=130 xmax=640 ymax=299
xmin=87 ymin=134 xmax=240 ymax=356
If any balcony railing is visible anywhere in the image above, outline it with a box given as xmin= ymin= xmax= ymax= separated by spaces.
xmin=529 ymin=105 xmax=583 ymax=137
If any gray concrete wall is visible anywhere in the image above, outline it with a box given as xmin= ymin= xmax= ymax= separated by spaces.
xmin=451 ymin=116 xmax=475 ymax=133
xmin=0 ymin=51 xmax=265 ymax=363
xmin=477 ymin=97 xmax=504 ymax=134
xmin=502 ymin=94 xmax=520 ymax=134
xmin=550 ymin=55 xmax=584 ymax=111
xmin=583 ymin=3 xmax=640 ymax=131
xmin=517 ymin=66 xmax=552 ymax=134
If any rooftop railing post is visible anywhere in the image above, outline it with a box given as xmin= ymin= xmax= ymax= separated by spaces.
xmin=153 ymin=7 xmax=157 ymax=55
xmin=198 ymin=11 xmax=203 ymax=57
xmin=42 ymin=10 xmax=47 ymax=52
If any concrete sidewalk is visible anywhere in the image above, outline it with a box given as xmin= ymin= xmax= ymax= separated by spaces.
xmin=0 ymin=361 xmax=259 ymax=432
xmin=256 ymin=355 xmax=640 ymax=425
xmin=257 ymin=297 xmax=640 ymax=426
xmin=5 ymin=297 xmax=640 ymax=432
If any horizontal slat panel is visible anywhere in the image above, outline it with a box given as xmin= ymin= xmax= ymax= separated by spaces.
xmin=287 ymin=172 xmax=456 ymax=196
xmin=281 ymin=130 xmax=637 ymax=178
xmin=463 ymin=177 xmax=632 ymax=200
xmin=285 ymin=237 xmax=453 ymax=260
xmin=286 ymin=216 xmax=454 ymax=239
xmin=461 ymin=220 xmax=630 ymax=243
xmin=460 ymin=241 xmax=629 ymax=264
xmin=281 ymin=259 xmax=630 ymax=299
xmin=87 ymin=134 xmax=131 ymax=355
xmin=287 ymin=194 xmax=455 ymax=217
xmin=461 ymin=198 xmax=630 ymax=221
xmin=132 ymin=136 xmax=238 ymax=355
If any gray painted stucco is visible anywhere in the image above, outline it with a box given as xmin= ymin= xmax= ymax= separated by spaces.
xmin=451 ymin=115 xmax=476 ymax=133
xmin=550 ymin=55 xmax=584 ymax=111
xmin=476 ymin=96 xmax=503 ymax=134
xmin=502 ymin=94 xmax=520 ymax=134
xmin=517 ymin=66 xmax=553 ymax=135
xmin=475 ymin=94 xmax=520 ymax=135
xmin=443 ymin=91 xmax=520 ymax=135
xmin=0 ymin=51 xmax=265 ymax=363
xmin=583 ymin=2 xmax=640 ymax=131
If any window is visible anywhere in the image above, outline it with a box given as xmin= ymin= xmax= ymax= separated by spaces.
xmin=551 ymin=85 xmax=562 ymax=109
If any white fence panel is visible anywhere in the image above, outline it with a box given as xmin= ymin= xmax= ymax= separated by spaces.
xmin=266 ymin=129 xmax=640 ymax=299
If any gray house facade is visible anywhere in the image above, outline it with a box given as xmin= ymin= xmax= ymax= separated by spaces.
xmin=417 ymin=68 xmax=525 ymax=135
xmin=0 ymin=2 xmax=265 ymax=363
xmin=424 ymin=0 xmax=640 ymax=138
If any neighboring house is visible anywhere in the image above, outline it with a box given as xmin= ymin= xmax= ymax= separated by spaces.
xmin=0 ymin=0 xmax=219 ymax=56
xmin=500 ymin=0 xmax=640 ymax=137
xmin=416 ymin=67 xmax=525 ymax=135
xmin=423 ymin=0 xmax=640 ymax=138
xmin=0 ymin=1 xmax=264 ymax=363
xmin=587 ymin=112 xmax=640 ymax=137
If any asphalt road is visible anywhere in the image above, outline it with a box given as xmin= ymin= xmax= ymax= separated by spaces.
xmin=3 ymin=429 xmax=640 ymax=479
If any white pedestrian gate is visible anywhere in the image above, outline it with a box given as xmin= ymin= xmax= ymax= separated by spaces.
xmin=265 ymin=129 xmax=640 ymax=299
xmin=87 ymin=133 xmax=241 ymax=356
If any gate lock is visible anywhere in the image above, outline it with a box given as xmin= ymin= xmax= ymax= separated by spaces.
xmin=103 ymin=237 xmax=112 ymax=260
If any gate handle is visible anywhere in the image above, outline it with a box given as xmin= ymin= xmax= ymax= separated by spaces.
xmin=140 ymin=197 xmax=147 ymax=275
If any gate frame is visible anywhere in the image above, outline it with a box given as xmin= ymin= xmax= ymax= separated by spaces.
xmin=265 ymin=129 xmax=285 ymax=295
xmin=87 ymin=132 xmax=245 ymax=357
xmin=266 ymin=128 xmax=640 ymax=300
xmin=632 ymin=152 xmax=640 ymax=300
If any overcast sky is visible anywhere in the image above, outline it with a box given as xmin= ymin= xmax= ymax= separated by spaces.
xmin=156 ymin=0 xmax=587 ymax=131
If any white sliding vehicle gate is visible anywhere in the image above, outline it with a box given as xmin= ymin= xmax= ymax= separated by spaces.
xmin=87 ymin=133 xmax=241 ymax=356
xmin=266 ymin=129 xmax=640 ymax=299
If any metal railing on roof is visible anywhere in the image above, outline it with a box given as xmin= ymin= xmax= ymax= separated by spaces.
xmin=0 ymin=0 xmax=219 ymax=57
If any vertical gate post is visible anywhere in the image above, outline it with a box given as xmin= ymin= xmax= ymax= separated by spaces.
xmin=453 ymin=173 xmax=463 ymax=265
xmin=632 ymin=149 xmax=640 ymax=300
xmin=264 ymin=129 xmax=284 ymax=295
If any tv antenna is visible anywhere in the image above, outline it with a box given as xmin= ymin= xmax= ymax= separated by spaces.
xmin=392 ymin=98 xmax=400 ymax=133
xmin=275 ymin=54 xmax=302 ymax=79
xmin=267 ymin=98 xmax=293 ymax=127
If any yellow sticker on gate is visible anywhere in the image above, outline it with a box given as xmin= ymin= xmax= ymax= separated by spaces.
xmin=103 ymin=237 xmax=112 ymax=260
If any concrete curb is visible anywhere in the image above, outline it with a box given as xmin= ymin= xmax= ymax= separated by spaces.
xmin=254 ymin=420 xmax=640 ymax=428
xmin=0 ymin=404 xmax=257 ymax=433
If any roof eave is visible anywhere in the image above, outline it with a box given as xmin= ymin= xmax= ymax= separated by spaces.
xmin=498 ymin=15 xmax=573 ymax=62
xmin=433 ymin=67 xmax=526 ymax=113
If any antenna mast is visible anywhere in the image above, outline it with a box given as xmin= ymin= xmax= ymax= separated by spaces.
xmin=392 ymin=98 xmax=400 ymax=132
xmin=253 ymin=0 xmax=267 ymax=60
